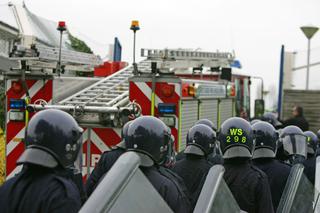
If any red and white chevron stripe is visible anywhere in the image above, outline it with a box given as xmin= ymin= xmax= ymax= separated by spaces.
xmin=5 ymin=79 xmax=53 ymax=179
xmin=81 ymin=127 xmax=121 ymax=179
xmin=129 ymin=81 xmax=181 ymax=150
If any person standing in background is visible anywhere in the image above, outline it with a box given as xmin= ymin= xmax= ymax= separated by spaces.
xmin=283 ymin=106 xmax=309 ymax=131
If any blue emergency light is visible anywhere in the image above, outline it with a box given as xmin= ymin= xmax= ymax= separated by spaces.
xmin=158 ymin=103 xmax=176 ymax=114
xmin=10 ymin=99 xmax=25 ymax=109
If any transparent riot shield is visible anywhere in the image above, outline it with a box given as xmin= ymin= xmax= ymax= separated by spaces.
xmin=80 ymin=151 xmax=173 ymax=213
xmin=194 ymin=165 xmax=243 ymax=213
xmin=277 ymin=163 xmax=319 ymax=213
xmin=314 ymin=156 xmax=320 ymax=212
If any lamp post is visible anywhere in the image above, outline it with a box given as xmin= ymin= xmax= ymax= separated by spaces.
xmin=57 ymin=21 xmax=67 ymax=76
xmin=300 ymin=25 xmax=319 ymax=90
xmin=130 ymin=20 xmax=140 ymax=75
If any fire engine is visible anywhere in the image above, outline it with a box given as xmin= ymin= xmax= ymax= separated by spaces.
xmin=3 ymin=46 xmax=251 ymax=179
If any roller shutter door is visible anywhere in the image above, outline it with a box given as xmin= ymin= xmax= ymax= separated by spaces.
xmin=219 ymin=99 xmax=233 ymax=127
xmin=199 ymin=99 xmax=218 ymax=129
xmin=179 ymin=100 xmax=198 ymax=151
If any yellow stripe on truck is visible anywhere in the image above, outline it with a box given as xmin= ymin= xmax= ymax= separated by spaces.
xmin=151 ymin=92 xmax=155 ymax=116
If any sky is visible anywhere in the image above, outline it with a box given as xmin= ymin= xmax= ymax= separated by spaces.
xmin=6 ymin=0 xmax=320 ymax=110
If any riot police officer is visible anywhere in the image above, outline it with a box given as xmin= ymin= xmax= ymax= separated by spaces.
xmin=252 ymin=121 xmax=291 ymax=211
xmin=126 ymin=116 xmax=191 ymax=213
xmin=302 ymin=131 xmax=318 ymax=184
xmin=0 ymin=109 xmax=83 ymax=213
xmin=219 ymin=117 xmax=274 ymax=213
xmin=279 ymin=125 xmax=308 ymax=165
xmin=176 ymin=119 xmax=222 ymax=164
xmin=86 ymin=120 xmax=132 ymax=197
xmin=171 ymin=124 xmax=215 ymax=209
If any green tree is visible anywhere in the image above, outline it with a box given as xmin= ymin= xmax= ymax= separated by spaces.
xmin=68 ymin=32 xmax=93 ymax=54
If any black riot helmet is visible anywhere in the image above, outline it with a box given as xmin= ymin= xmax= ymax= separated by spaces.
xmin=195 ymin=119 xmax=217 ymax=131
xmin=184 ymin=124 xmax=216 ymax=156
xmin=161 ymin=127 xmax=176 ymax=167
xmin=280 ymin=125 xmax=307 ymax=163
xmin=261 ymin=112 xmax=282 ymax=129
xmin=117 ymin=120 xmax=133 ymax=149
xmin=18 ymin=109 xmax=83 ymax=169
xmin=304 ymin=131 xmax=318 ymax=155
xmin=252 ymin=121 xmax=279 ymax=159
xmin=126 ymin=116 xmax=170 ymax=166
xmin=218 ymin=117 xmax=255 ymax=159
xmin=250 ymin=119 xmax=261 ymax=125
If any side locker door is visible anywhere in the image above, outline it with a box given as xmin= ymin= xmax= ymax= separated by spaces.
xmin=219 ymin=98 xmax=233 ymax=127
xmin=179 ymin=100 xmax=198 ymax=152
xmin=199 ymin=99 xmax=219 ymax=129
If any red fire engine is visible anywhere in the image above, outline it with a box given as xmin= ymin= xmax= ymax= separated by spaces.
xmin=4 ymin=47 xmax=251 ymax=179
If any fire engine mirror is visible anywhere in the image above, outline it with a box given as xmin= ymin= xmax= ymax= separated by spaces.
xmin=220 ymin=68 xmax=232 ymax=81
xmin=254 ymin=99 xmax=265 ymax=118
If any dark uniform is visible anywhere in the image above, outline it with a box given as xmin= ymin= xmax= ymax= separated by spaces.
xmin=252 ymin=121 xmax=291 ymax=211
xmin=126 ymin=116 xmax=192 ymax=213
xmin=0 ymin=109 xmax=83 ymax=213
xmin=219 ymin=117 xmax=274 ymax=213
xmin=303 ymin=156 xmax=316 ymax=184
xmin=171 ymin=124 xmax=216 ymax=209
xmin=172 ymin=154 xmax=212 ymax=206
xmin=0 ymin=165 xmax=81 ymax=213
xmin=86 ymin=121 xmax=132 ymax=196
xmin=141 ymin=166 xmax=192 ymax=213
xmin=253 ymin=158 xmax=291 ymax=210
xmin=158 ymin=166 xmax=191 ymax=203
xmin=224 ymin=158 xmax=274 ymax=213
xmin=85 ymin=147 xmax=125 ymax=196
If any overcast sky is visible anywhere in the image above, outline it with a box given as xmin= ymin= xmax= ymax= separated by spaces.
xmin=15 ymin=0 xmax=320 ymax=109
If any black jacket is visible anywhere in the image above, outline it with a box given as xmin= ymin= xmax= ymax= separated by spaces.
xmin=0 ymin=165 xmax=81 ymax=213
xmin=253 ymin=158 xmax=291 ymax=211
xmin=224 ymin=158 xmax=274 ymax=213
xmin=303 ymin=155 xmax=316 ymax=185
xmin=283 ymin=116 xmax=309 ymax=131
xmin=85 ymin=147 xmax=125 ymax=196
xmin=140 ymin=166 xmax=192 ymax=213
xmin=171 ymin=154 xmax=213 ymax=209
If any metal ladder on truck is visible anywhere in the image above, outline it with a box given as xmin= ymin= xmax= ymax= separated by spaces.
xmin=27 ymin=60 xmax=151 ymax=126
xmin=10 ymin=44 xmax=102 ymax=73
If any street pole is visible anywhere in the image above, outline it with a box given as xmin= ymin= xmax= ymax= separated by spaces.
xmin=300 ymin=25 xmax=319 ymax=90
xmin=306 ymin=38 xmax=311 ymax=90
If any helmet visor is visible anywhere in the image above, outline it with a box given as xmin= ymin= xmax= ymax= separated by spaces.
xmin=72 ymin=135 xmax=83 ymax=173
xmin=282 ymin=134 xmax=307 ymax=157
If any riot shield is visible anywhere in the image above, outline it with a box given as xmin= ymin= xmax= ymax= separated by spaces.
xmin=277 ymin=163 xmax=319 ymax=213
xmin=314 ymin=156 xmax=320 ymax=212
xmin=80 ymin=151 xmax=173 ymax=213
xmin=194 ymin=165 xmax=243 ymax=213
